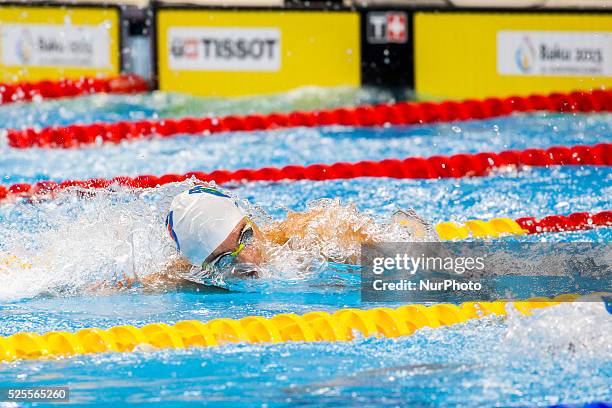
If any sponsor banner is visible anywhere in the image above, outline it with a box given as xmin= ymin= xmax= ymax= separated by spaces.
xmin=361 ymin=242 xmax=611 ymax=303
xmin=168 ymin=27 xmax=281 ymax=71
xmin=0 ymin=6 xmax=119 ymax=82
xmin=2 ymin=23 xmax=111 ymax=69
xmin=157 ymin=10 xmax=360 ymax=96
xmin=498 ymin=31 xmax=612 ymax=77
xmin=366 ymin=12 xmax=408 ymax=44
xmin=414 ymin=12 xmax=612 ymax=99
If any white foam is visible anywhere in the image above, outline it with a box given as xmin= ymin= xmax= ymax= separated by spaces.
xmin=503 ymin=300 xmax=612 ymax=359
xmin=0 ymin=182 xmax=191 ymax=301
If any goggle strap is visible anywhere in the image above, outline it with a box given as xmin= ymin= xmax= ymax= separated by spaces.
xmin=230 ymin=243 xmax=245 ymax=257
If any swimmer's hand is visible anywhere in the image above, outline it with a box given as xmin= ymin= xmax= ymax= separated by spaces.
xmin=85 ymin=259 xmax=234 ymax=294
xmin=392 ymin=208 xmax=438 ymax=241
xmin=114 ymin=273 xmax=138 ymax=289
xmin=85 ymin=270 xmax=197 ymax=294
xmin=85 ymin=272 xmax=140 ymax=294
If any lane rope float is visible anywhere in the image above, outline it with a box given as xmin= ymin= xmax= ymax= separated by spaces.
xmin=0 ymin=74 xmax=148 ymax=106
xmin=5 ymin=89 xmax=612 ymax=149
xmin=1 ymin=142 xmax=610 ymax=203
xmin=435 ymin=210 xmax=612 ymax=240
xmin=1 ymin=294 xmax=598 ymax=362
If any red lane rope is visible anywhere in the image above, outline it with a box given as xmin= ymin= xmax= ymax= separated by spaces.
xmin=0 ymin=143 xmax=610 ymax=203
xmin=6 ymin=89 xmax=612 ymax=149
xmin=517 ymin=210 xmax=612 ymax=234
xmin=0 ymin=74 xmax=148 ymax=106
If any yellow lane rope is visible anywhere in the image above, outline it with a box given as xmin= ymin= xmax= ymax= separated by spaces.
xmin=0 ymin=294 xmax=588 ymax=362
xmin=0 ymin=216 xmax=593 ymax=363
xmin=435 ymin=217 xmax=525 ymax=240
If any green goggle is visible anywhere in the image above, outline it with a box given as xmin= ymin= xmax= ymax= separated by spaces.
xmin=202 ymin=223 xmax=255 ymax=271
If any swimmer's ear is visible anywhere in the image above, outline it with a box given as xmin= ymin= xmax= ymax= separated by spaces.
xmin=392 ymin=208 xmax=437 ymax=240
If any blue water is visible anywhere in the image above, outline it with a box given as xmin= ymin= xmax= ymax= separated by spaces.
xmin=0 ymin=86 xmax=391 ymax=130
xmin=0 ymin=90 xmax=610 ymax=406
xmin=1 ymin=111 xmax=611 ymax=185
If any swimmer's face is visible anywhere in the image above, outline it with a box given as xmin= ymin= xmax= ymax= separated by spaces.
xmin=204 ymin=217 xmax=266 ymax=278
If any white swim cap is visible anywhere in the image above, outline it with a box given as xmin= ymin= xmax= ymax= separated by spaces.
xmin=166 ymin=186 xmax=245 ymax=266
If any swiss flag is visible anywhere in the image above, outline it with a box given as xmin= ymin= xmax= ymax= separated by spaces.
xmin=184 ymin=38 xmax=199 ymax=59
xmin=386 ymin=13 xmax=407 ymax=43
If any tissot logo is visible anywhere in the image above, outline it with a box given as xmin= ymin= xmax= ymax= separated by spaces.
xmin=170 ymin=37 xmax=278 ymax=61
xmin=172 ymin=38 xmax=199 ymax=59
xmin=367 ymin=12 xmax=407 ymax=44
xmin=168 ymin=27 xmax=281 ymax=71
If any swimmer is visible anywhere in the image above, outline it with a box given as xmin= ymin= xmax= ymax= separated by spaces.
xmin=136 ymin=184 xmax=436 ymax=290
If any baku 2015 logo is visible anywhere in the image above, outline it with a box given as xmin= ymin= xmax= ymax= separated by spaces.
xmin=515 ymin=36 xmax=536 ymax=73
xmin=16 ymin=28 xmax=34 ymax=65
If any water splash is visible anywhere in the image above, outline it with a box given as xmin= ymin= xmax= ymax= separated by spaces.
xmin=261 ymin=198 xmax=431 ymax=270
xmin=503 ymin=299 xmax=612 ymax=359
xmin=0 ymin=182 xmax=189 ymax=301
xmin=0 ymin=173 xmax=609 ymax=300
xmin=0 ymin=182 xmax=422 ymax=300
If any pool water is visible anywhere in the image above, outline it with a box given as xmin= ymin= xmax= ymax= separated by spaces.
xmin=0 ymin=88 xmax=610 ymax=406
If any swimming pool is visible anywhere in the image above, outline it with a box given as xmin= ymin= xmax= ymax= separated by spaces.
xmin=0 ymin=88 xmax=610 ymax=406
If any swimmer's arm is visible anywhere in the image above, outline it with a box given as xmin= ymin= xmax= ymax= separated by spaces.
xmin=137 ymin=258 xmax=193 ymax=289
xmin=264 ymin=208 xmax=374 ymax=246
xmin=136 ymin=258 xmax=230 ymax=293
xmin=86 ymin=259 xmax=194 ymax=292
xmin=79 ymin=257 xmax=227 ymax=294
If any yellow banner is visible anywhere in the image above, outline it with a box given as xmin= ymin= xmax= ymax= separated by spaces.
xmin=0 ymin=6 xmax=120 ymax=83
xmin=414 ymin=12 xmax=612 ymax=100
xmin=157 ymin=9 xmax=360 ymax=96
